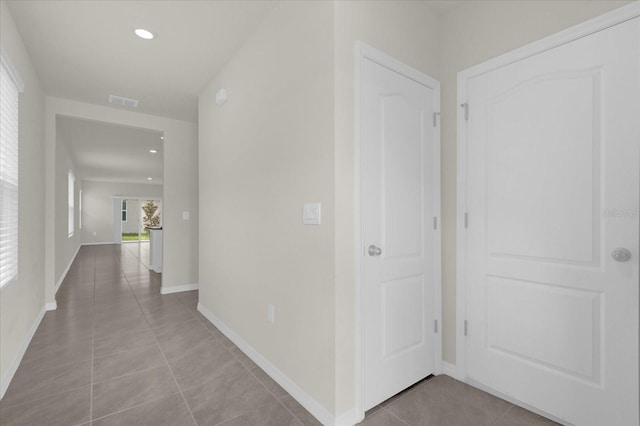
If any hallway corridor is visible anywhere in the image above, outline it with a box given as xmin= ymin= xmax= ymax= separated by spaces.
xmin=0 ymin=245 xmax=556 ymax=426
xmin=0 ymin=245 xmax=317 ymax=425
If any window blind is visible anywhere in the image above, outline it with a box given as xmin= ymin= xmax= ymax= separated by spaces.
xmin=0 ymin=50 xmax=22 ymax=289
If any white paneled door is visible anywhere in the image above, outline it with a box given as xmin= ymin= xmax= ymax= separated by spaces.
xmin=361 ymin=46 xmax=441 ymax=410
xmin=461 ymin=17 xmax=639 ymax=426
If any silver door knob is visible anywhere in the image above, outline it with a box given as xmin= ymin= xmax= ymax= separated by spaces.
xmin=368 ymin=245 xmax=382 ymax=256
xmin=611 ymin=248 xmax=631 ymax=262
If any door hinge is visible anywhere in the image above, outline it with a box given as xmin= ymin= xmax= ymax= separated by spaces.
xmin=464 ymin=320 xmax=468 ymax=337
xmin=434 ymin=319 xmax=439 ymax=333
xmin=433 ymin=216 xmax=438 ymax=230
xmin=433 ymin=112 xmax=440 ymax=127
xmin=464 ymin=212 xmax=468 ymax=228
xmin=461 ymin=103 xmax=469 ymax=121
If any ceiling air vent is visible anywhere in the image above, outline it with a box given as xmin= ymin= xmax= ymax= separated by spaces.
xmin=108 ymin=95 xmax=139 ymax=108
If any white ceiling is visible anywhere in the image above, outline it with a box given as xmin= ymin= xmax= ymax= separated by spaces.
xmin=7 ymin=0 xmax=463 ymax=185
xmin=6 ymin=0 xmax=277 ymax=122
xmin=57 ymin=116 xmax=164 ymax=184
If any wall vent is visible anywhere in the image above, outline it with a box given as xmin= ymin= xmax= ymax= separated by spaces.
xmin=108 ymin=95 xmax=139 ymax=108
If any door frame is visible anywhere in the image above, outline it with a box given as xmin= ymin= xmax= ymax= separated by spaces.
xmin=456 ymin=0 xmax=640 ymax=403
xmin=356 ymin=41 xmax=442 ymax=420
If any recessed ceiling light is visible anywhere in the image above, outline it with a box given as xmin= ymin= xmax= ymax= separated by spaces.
xmin=149 ymin=149 xmax=157 ymax=154
xmin=134 ymin=28 xmax=155 ymax=40
xmin=160 ymin=136 xmax=164 ymax=140
xmin=147 ymin=177 xmax=153 ymax=181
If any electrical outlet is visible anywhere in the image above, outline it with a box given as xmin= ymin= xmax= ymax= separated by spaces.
xmin=267 ymin=304 xmax=275 ymax=324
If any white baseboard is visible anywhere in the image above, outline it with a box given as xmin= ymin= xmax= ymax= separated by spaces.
xmin=197 ymin=303 xmax=335 ymax=426
xmin=442 ymin=361 xmax=458 ymax=379
xmin=55 ymin=244 xmax=81 ymax=294
xmin=45 ymin=301 xmax=57 ymax=311
xmin=81 ymin=242 xmax=115 ymax=246
xmin=335 ymin=407 xmax=360 ymax=426
xmin=1 ymin=305 xmax=46 ymax=400
xmin=161 ymin=283 xmax=198 ymax=295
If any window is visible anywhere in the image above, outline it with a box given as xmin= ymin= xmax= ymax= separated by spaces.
xmin=0 ymin=49 xmax=23 ymax=289
xmin=79 ymin=190 xmax=82 ymax=229
xmin=121 ymin=199 xmax=127 ymax=222
xmin=68 ymin=170 xmax=74 ymax=237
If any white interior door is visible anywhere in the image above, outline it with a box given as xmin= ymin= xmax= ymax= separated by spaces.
xmin=361 ymin=47 xmax=440 ymax=410
xmin=462 ymin=18 xmax=639 ymax=426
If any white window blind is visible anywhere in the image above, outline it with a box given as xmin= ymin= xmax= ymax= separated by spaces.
xmin=0 ymin=49 xmax=23 ymax=289
xmin=68 ymin=170 xmax=74 ymax=237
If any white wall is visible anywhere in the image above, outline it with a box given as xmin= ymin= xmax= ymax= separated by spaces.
xmin=81 ymin=181 xmax=163 ymax=244
xmin=199 ymin=1 xmax=442 ymax=420
xmin=54 ymin=121 xmax=81 ymax=289
xmin=332 ymin=1 xmax=441 ymax=417
xmin=45 ymin=97 xmax=197 ymax=302
xmin=199 ymin=0 xmax=336 ymax=415
xmin=0 ymin=0 xmax=46 ymax=398
xmin=438 ymin=0 xmax=632 ymax=366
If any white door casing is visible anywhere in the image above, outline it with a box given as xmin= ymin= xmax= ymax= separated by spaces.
xmin=359 ymin=43 xmax=441 ymax=411
xmin=112 ymin=197 xmax=122 ymax=243
xmin=457 ymin=8 xmax=639 ymax=426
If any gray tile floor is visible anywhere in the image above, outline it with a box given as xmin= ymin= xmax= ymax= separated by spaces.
xmin=0 ymin=244 xmax=557 ymax=426
xmin=361 ymin=376 xmax=558 ymax=426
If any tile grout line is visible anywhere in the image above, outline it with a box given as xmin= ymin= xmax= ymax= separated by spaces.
xmin=272 ymin=389 xmax=310 ymax=425
xmin=244 ymin=363 xmax=292 ymax=406
xmin=490 ymin=403 xmax=514 ymax=426
xmin=214 ymin=409 xmax=259 ymax=426
xmin=0 ymin=383 xmax=92 ymax=411
xmin=380 ymin=375 xmax=431 ymax=411
xmin=212 ymin=317 xmax=310 ymax=425
xmin=92 ymin=339 xmax=159 ymax=361
xmin=88 ymin=248 xmax=305 ymax=425
xmin=123 ymin=259 xmax=199 ymax=426
xmin=89 ymin=391 xmax=183 ymax=424
xmin=383 ymin=406 xmax=412 ymax=426
xmin=185 ymin=294 xmax=311 ymax=424
xmin=363 ymin=376 xmax=435 ymax=426
xmin=277 ymin=399 xmax=308 ymax=426
xmin=91 ymin=362 xmax=168 ymax=386
xmin=141 ymin=284 xmax=300 ymax=425
xmin=238 ymin=357 xmax=292 ymax=417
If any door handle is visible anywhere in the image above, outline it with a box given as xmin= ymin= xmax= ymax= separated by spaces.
xmin=368 ymin=245 xmax=382 ymax=256
xmin=611 ymin=247 xmax=632 ymax=262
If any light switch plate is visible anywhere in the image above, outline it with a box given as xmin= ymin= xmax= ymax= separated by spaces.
xmin=182 ymin=211 xmax=190 ymax=221
xmin=302 ymin=203 xmax=321 ymax=225
xmin=267 ymin=304 xmax=275 ymax=324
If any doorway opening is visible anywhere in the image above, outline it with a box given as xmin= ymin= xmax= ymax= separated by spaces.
xmin=121 ymin=198 xmax=162 ymax=242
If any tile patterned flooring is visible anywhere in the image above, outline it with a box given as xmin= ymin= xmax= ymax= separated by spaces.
xmin=0 ymin=244 xmax=557 ymax=426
